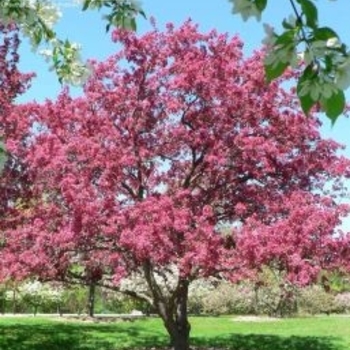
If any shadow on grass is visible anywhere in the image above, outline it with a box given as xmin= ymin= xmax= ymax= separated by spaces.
xmin=0 ymin=321 xmax=168 ymax=350
xmin=193 ymin=333 xmax=344 ymax=350
xmin=0 ymin=321 xmax=345 ymax=350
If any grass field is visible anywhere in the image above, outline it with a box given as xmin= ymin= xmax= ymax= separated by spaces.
xmin=0 ymin=315 xmax=349 ymax=350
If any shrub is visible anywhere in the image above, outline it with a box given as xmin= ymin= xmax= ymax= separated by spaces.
xmin=188 ymin=279 xmax=214 ymax=315
xmin=254 ymin=283 xmax=298 ymax=317
xmin=298 ymin=285 xmax=337 ymax=315
xmin=61 ymin=286 xmax=88 ymax=314
xmin=101 ymin=289 xmax=151 ymax=314
xmin=334 ymin=292 xmax=350 ymax=314
xmin=201 ymin=282 xmax=255 ymax=315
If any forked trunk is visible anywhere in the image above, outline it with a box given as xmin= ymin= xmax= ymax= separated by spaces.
xmin=160 ymin=280 xmax=191 ymax=350
xmin=143 ymin=262 xmax=192 ymax=350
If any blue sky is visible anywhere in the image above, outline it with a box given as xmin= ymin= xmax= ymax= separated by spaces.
xmin=18 ymin=0 xmax=350 ymax=155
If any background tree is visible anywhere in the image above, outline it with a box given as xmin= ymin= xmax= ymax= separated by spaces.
xmin=17 ymin=280 xmax=63 ymax=316
xmin=2 ymin=21 xmax=350 ymax=350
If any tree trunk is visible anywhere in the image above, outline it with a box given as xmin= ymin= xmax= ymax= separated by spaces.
xmin=167 ymin=320 xmax=191 ymax=350
xmin=33 ymin=304 xmax=38 ymax=316
xmin=87 ymin=282 xmax=96 ymax=317
xmin=12 ymin=289 xmax=16 ymax=314
xmin=57 ymin=303 xmax=62 ymax=316
xmin=0 ymin=292 xmax=5 ymax=314
xmin=142 ymin=262 xmax=191 ymax=350
xmin=161 ymin=280 xmax=191 ymax=350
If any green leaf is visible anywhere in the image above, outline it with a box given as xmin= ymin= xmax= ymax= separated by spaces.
xmin=45 ymin=28 xmax=55 ymax=41
xmin=282 ymin=18 xmax=295 ymax=30
xmin=320 ymin=89 xmax=345 ymax=124
xmin=264 ymin=58 xmax=289 ymax=82
xmin=297 ymin=89 xmax=315 ymax=115
xmin=301 ymin=63 xmax=319 ymax=80
xmin=120 ymin=16 xmax=136 ymax=31
xmin=82 ymin=0 xmax=92 ymax=11
xmin=297 ymin=65 xmax=318 ymax=115
xmin=313 ymin=27 xmax=339 ymax=41
xmin=324 ymin=54 xmax=334 ymax=72
xmin=139 ymin=9 xmax=147 ymax=19
xmin=33 ymin=29 xmax=43 ymax=46
xmin=275 ymin=30 xmax=295 ymax=46
xmin=255 ymin=0 xmax=268 ymax=12
xmin=298 ymin=0 xmax=318 ymax=28
xmin=129 ymin=18 xmax=137 ymax=31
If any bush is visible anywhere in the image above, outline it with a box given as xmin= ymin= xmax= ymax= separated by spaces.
xmin=298 ymin=286 xmax=337 ymax=315
xmin=229 ymin=285 xmax=256 ymax=315
xmin=101 ymin=289 xmax=151 ymax=314
xmin=254 ymin=283 xmax=298 ymax=317
xmin=189 ymin=279 xmax=297 ymax=317
xmin=201 ymin=282 xmax=255 ymax=315
xmin=188 ymin=280 xmax=214 ymax=315
xmin=334 ymin=292 xmax=350 ymax=314
xmin=61 ymin=286 xmax=88 ymax=314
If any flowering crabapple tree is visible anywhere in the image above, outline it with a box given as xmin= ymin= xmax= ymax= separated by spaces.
xmin=2 ymin=21 xmax=350 ymax=350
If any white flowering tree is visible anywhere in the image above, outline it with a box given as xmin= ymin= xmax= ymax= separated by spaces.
xmin=0 ymin=0 xmax=144 ymax=85
xmin=15 ymin=281 xmax=63 ymax=315
xmin=229 ymin=0 xmax=350 ymax=123
xmin=1 ymin=1 xmax=348 ymax=120
xmin=118 ymin=266 xmax=218 ymax=315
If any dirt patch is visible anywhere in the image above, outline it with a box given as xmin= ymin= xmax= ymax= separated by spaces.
xmin=52 ymin=315 xmax=140 ymax=323
xmin=232 ymin=315 xmax=280 ymax=322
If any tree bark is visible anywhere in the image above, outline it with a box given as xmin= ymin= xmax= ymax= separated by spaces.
xmin=160 ymin=280 xmax=191 ymax=350
xmin=143 ymin=262 xmax=191 ymax=350
xmin=166 ymin=317 xmax=191 ymax=350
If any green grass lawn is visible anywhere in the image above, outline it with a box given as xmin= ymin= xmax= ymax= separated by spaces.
xmin=0 ymin=315 xmax=349 ymax=350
